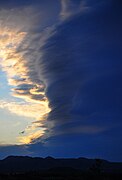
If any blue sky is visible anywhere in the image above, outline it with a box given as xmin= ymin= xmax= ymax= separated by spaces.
xmin=0 ymin=0 xmax=122 ymax=162
xmin=0 ymin=71 xmax=10 ymax=98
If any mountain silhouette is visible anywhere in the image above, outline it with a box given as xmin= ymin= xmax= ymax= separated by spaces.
xmin=0 ymin=156 xmax=122 ymax=173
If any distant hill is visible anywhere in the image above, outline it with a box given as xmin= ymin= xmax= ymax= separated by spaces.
xmin=0 ymin=156 xmax=122 ymax=173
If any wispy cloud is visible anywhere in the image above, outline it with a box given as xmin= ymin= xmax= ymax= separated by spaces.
xmin=0 ymin=0 xmax=121 ymax=147
xmin=0 ymin=100 xmax=50 ymax=144
xmin=0 ymin=4 xmax=53 ymax=144
xmin=18 ymin=130 xmax=45 ymax=144
xmin=0 ymin=0 xmax=121 ymax=161
xmin=0 ymin=100 xmax=49 ymax=119
xmin=60 ymin=0 xmax=87 ymax=20
xmin=37 ymin=0 xmax=122 ymax=140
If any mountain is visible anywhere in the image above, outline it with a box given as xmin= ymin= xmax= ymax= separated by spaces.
xmin=0 ymin=156 xmax=122 ymax=173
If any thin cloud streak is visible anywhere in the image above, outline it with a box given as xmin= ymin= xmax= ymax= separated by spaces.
xmin=60 ymin=0 xmax=87 ymax=21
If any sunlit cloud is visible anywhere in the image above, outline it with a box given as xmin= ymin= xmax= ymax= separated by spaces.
xmin=18 ymin=130 xmax=45 ymax=144
xmin=0 ymin=99 xmax=50 ymax=145
xmin=0 ymin=0 xmax=113 ymax=147
xmin=0 ymin=5 xmax=52 ymax=145
xmin=0 ymin=0 xmax=121 ymax=161
xmin=0 ymin=100 xmax=49 ymax=119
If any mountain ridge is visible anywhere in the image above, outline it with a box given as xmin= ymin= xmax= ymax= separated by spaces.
xmin=0 ymin=156 xmax=122 ymax=173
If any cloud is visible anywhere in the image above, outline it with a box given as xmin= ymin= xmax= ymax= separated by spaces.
xmin=0 ymin=0 xmax=122 ymax=162
xmin=38 ymin=0 xmax=122 ymax=139
xmin=0 ymin=3 xmax=55 ymax=144
xmin=18 ymin=130 xmax=45 ymax=144
xmin=0 ymin=24 xmax=52 ymax=142
xmin=0 ymin=0 xmax=66 ymax=145
xmin=0 ymin=0 xmax=122 ymax=155
xmin=0 ymin=100 xmax=50 ymax=144
xmin=60 ymin=0 xmax=87 ymax=20
xmin=0 ymin=100 xmax=49 ymax=119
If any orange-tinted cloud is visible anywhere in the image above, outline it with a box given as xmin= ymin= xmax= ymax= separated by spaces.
xmin=0 ymin=6 xmax=52 ymax=145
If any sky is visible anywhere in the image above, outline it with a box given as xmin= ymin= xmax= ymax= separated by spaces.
xmin=0 ymin=0 xmax=122 ymax=162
